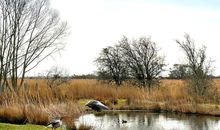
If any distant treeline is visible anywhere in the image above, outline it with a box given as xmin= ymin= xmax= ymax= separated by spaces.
xmin=26 ymin=74 xmax=98 ymax=79
xmin=25 ymin=74 xmax=220 ymax=80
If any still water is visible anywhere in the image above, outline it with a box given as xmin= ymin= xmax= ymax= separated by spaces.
xmin=75 ymin=111 xmax=220 ymax=130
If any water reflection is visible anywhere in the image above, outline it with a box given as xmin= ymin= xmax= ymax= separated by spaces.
xmin=75 ymin=111 xmax=220 ymax=130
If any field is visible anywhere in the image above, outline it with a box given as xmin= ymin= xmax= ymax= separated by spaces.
xmin=0 ymin=79 xmax=220 ymax=129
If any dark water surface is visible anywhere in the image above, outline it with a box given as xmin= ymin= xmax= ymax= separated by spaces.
xmin=75 ymin=111 xmax=220 ymax=130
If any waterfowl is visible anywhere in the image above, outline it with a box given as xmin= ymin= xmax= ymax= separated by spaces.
xmin=86 ymin=100 xmax=108 ymax=112
xmin=47 ymin=117 xmax=63 ymax=130
xmin=117 ymin=119 xmax=128 ymax=124
xmin=122 ymin=119 xmax=127 ymax=124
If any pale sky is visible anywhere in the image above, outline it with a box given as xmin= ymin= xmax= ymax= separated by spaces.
xmin=30 ymin=0 xmax=220 ymax=76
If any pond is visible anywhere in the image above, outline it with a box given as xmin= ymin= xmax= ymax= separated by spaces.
xmin=75 ymin=111 xmax=220 ymax=130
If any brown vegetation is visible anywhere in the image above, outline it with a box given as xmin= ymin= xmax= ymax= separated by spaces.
xmin=0 ymin=79 xmax=220 ymax=128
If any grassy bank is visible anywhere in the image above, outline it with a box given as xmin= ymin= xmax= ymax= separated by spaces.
xmin=0 ymin=79 xmax=220 ymax=128
xmin=0 ymin=123 xmax=51 ymax=130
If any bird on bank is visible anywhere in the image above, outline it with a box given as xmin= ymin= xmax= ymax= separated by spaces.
xmin=47 ymin=117 xmax=63 ymax=130
xmin=122 ymin=119 xmax=127 ymax=124
xmin=86 ymin=100 xmax=109 ymax=112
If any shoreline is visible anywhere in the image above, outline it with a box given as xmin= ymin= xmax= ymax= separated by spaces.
xmin=86 ymin=109 xmax=220 ymax=117
xmin=83 ymin=99 xmax=220 ymax=117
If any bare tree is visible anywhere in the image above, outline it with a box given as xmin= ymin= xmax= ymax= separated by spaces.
xmin=0 ymin=0 xmax=67 ymax=94
xmin=46 ymin=66 xmax=70 ymax=89
xmin=95 ymin=45 xmax=128 ymax=86
xmin=176 ymin=34 xmax=213 ymax=95
xmin=119 ymin=36 xmax=165 ymax=88
xmin=169 ymin=64 xmax=189 ymax=79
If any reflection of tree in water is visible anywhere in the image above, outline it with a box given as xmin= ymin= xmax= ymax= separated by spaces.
xmin=187 ymin=115 xmax=220 ymax=130
xmin=88 ymin=112 xmax=220 ymax=130
xmin=135 ymin=112 xmax=220 ymax=130
xmin=162 ymin=113 xmax=220 ymax=130
xmin=97 ymin=112 xmax=122 ymax=129
xmin=121 ymin=112 xmax=160 ymax=129
xmin=163 ymin=113 xmax=189 ymax=120
xmin=147 ymin=114 xmax=153 ymax=126
xmin=136 ymin=113 xmax=155 ymax=129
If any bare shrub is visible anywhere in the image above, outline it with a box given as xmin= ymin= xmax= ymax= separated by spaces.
xmin=176 ymin=34 xmax=214 ymax=96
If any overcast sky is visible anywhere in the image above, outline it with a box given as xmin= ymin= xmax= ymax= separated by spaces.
xmin=30 ymin=0 xmax=220 ymax=76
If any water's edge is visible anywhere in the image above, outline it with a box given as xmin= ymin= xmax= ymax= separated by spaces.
xmin=75 ymin=111 xmax=220 ymax=130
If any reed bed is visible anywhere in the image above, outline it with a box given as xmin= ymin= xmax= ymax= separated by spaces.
xmin=0 ymin=79 xmax=220 ymax=128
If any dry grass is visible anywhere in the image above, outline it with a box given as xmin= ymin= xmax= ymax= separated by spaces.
xmin=0 ymin=79 xmax=220 ymax=128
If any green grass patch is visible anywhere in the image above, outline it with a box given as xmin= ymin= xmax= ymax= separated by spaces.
xmin=0 ymin=123 xmax=58 ymax=130
xmin=117 ymin=99 xmax=127 ymax=106
xmin=78 ymin=99 xmax=92 ymax=106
